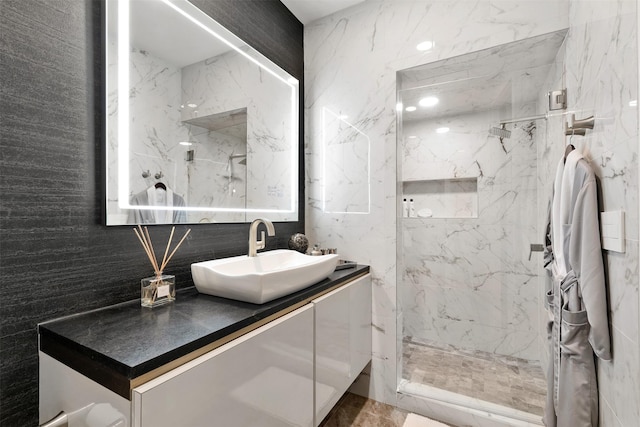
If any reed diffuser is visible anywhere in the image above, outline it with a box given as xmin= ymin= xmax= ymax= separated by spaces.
xmin=134 ymin=225 xmax=191 ymax=307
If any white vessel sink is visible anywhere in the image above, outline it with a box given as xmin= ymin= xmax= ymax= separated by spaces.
xmin=191 ymin=249 xmax=340 ymax=304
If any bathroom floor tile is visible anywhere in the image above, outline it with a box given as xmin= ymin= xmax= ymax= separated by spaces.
xmin=402 ymin=340 xmax=546 ymax=416
xmin=319 ymin=392 xmax=409 ymax=427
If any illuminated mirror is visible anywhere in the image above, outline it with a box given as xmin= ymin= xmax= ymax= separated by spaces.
xmin=105 ymin=0 xmax=299 ymax=225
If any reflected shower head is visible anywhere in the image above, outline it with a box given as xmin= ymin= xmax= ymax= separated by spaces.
xmin=489 ymin=124 xmax=511 ymax=139
xmin=229 ymin=153 xmax=247 ymax=165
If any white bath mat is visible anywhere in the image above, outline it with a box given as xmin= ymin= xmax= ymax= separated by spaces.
xmin=403 ymin=412 xmax=450 ymax=427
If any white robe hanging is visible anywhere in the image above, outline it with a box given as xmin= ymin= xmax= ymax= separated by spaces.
xmin=128 ymin=186 xmax=187 ymax=224
xmin=543 ymin=149 xmax=611 ymax=427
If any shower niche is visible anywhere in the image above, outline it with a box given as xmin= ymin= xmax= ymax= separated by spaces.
xmin=396 ymin=29 xmax=568 ymax=425
xmin=402 ymin=178 xmax=478 ymax=219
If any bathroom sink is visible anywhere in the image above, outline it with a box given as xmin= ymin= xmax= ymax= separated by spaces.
xmin=191 ymin=249 xmax=340 ymax=304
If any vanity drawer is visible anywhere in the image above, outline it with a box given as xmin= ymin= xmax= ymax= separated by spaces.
xmin=132 ymin=305 xmax=314 ymax=427
xmin=313 ymin=274 xmax=372 ymax=425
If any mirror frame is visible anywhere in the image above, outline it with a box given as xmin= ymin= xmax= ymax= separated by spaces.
xmin=103 ymin=0 xmax=302 ymax=226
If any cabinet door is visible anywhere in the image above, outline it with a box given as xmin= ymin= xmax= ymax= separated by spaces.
xmin=39 ymin=352 xmax=130 ymax=426
xmin=349 ymin=274 xmax=372 ymax=377
xmin=313 ymin=281 xmax=351 ymax=424
xmin=132 ymin=305 xmax=314 ymax=427
xmin=313 ymin=274 xmax=372 ymax=425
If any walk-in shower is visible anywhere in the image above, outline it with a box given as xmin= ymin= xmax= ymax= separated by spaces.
xmin=226 ymin=153 xmax=247 ymax=196
xmin=396 ymin=30 xmax=568 ymax=425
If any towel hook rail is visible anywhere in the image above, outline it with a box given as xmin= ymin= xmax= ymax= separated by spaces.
xmin=565 ymin=114 xmax=595 ymax=136
xmin=564 ymin=124 xmax=587 ymax=136
xmin=571 ymin=114 xmax=595 ymax=130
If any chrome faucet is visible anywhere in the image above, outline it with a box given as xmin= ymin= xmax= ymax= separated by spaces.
xmin=248 ymin=218 xmax=275 ymax=257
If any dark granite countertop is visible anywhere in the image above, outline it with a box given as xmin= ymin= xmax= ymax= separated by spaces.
xmin=39 ymin=264 xmax=369 ymax=398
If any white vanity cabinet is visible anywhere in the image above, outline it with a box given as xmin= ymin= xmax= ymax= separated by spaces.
xmin=39 ymin=271 xmax=372 ymax=427
xmin=313 ymin=274 xmax=372 ymax=424
xmin=132 ymin=305 xmax=315 ymax=427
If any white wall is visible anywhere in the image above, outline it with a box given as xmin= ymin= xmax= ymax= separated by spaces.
xmin=535 ymin=5 xmax=639 ymax=426
xmin=562 ymin=1 xmax=639 ymax=425
xmin=306 ymin=0 xmax=638 ymax=425
xmin=305 ymin=0 xmax=569 ymax=406
xmin=400 ymin=107 xmax=540 ymax=361
xmin=182 ymin=49 xmax=297 ymax=217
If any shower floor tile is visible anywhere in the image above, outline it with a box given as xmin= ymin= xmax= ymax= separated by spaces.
xmin=403 ymin=340 xmax=547 ymax=416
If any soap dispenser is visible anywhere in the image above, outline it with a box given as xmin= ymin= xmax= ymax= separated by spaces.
xmin=409 ymin=199 xmax=416 ymax=218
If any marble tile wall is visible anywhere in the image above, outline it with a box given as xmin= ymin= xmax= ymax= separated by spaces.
xmin=538 ymin=1 xmax=639 ymax=425
xmin=322 ymin=109 xmax=370 ymax=214
xmin=184 ymin=125 xmax=247 ymax=223
xmin=306 ymin=1 xmax=638 ymax=425
xmin=304 ymin=0 xmax=570 ymax=407
xmin=106 ymin=43 xmax=248 ymax=223
xmin=182 ymin=49 xmax=297 ymax=217
xmin=400 ymin=106 xmax=541 ymax=361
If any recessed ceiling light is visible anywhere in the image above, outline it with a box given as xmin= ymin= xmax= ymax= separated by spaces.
xmin=405 ymin=106 xmax=417 ymax=112
xmin=436 ymin=127 xmax=450 ymax=134
xmin=419 ymin=96 xmax=439 ymax=107
xmin=187 ymin=103 xmax=198 ymax=108
xmin=629 ymin=100 xmax=638 ymax=107
xmin=179 ymin=141 xmax=193 ymax=146
xmin=416 ymin=40 xmax=434 ymax=51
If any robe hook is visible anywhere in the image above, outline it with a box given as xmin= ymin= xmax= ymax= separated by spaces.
xmin=564 ymin=123 xmax=587 ymax=136
xmin=571 ymin=114 xmax=595 ymax=130
xmin=141 ymin=170 xmax=150 ymax=178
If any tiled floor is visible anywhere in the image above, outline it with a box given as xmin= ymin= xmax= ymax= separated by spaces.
xmin=319 ymin=393 xmax=409 ymax=427
xmin=402 ymin=339 xmax=547 ymax=416
xmin=319 ymin=341 xmax=546 ymax=426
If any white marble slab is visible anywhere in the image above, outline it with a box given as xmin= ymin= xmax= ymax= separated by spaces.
xmin=305 ymin=2 xmax=639 ymax=426
xmin=304 ymin=0 xmax=570 ymax=409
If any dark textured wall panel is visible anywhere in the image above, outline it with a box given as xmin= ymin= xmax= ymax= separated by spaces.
xmin=0 ymin=0 xmax=303 ymax=425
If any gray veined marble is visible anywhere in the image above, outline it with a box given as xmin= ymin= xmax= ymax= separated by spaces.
xmin=304 ymin=0 xmax=571 ymax=409
xmin=397 ymin=33 xmax=561 ymax=363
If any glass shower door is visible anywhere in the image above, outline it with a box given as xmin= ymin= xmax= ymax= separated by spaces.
xmin=396 ymin=30 xmax=567 ymax=421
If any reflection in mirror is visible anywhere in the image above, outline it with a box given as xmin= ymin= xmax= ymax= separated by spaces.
xmin=105 ymin=0 xmax=299 ymax=225
xmin=322 ymin=108 xmax=370 ymax=214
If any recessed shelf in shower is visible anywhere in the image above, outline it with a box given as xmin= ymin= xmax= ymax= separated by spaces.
xmin=402 ymin=177 xmax=478 ymax=219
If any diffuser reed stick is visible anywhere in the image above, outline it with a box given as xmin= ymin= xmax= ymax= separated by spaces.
xmin=160 ymin=229 xmax=191 ymax=272
xmin=134 ymin=225 xmax=191 ymax=276
xmin=160 ymin=227 xmax=175 ymax=274
xmin=133 ymin=227 xmax=159 ymax=275
xmin=144 ymin=226 xmax=160 ymax=273
xmin=133 ymin=225 xmax=191 ymax=306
